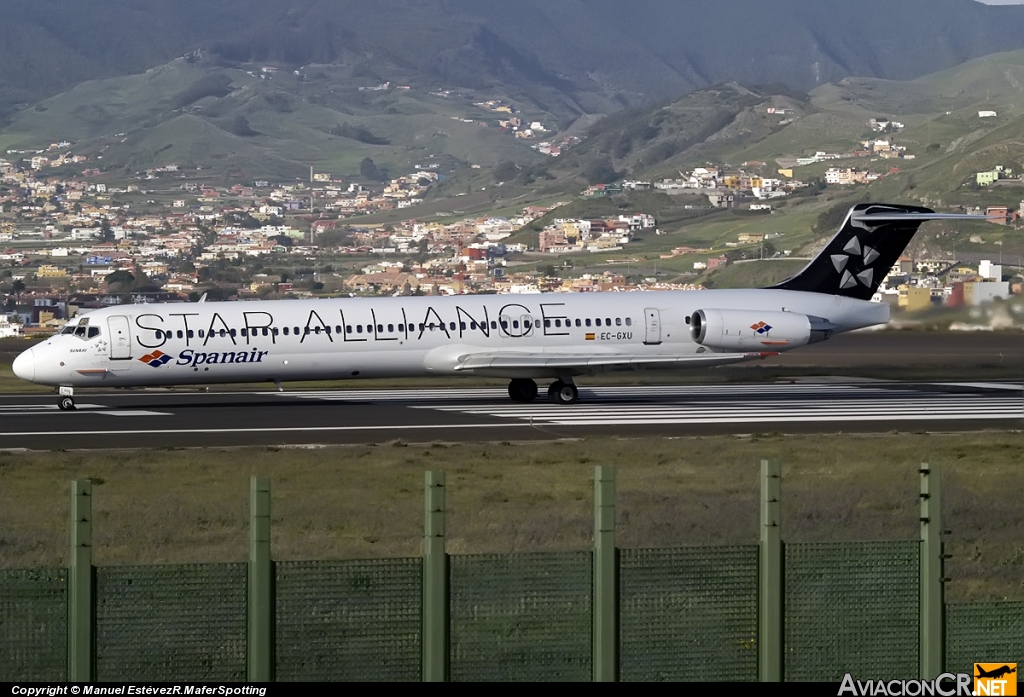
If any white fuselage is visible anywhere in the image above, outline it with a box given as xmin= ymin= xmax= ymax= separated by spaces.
xmin=13 ymin=288 xmax=888 ymax=388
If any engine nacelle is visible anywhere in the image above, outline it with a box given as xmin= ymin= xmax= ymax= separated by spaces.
xmin=689 ymin=309 xmax=837 ymax=351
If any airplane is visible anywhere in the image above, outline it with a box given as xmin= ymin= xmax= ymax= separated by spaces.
xmin=11 ymin=202 xmax=985 ymax=410
xmin=975 ymin=665 xmax=1016 ymax=680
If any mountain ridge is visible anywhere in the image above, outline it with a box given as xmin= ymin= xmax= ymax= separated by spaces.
xmin=3 ymin=0 xmax=1024 ymax=122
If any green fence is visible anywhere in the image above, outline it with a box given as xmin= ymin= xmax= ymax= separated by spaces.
xmin=619 ymin=546 xmax=758 ymax=681
xmin=1 ymin=463 xmax=1022 ymax=682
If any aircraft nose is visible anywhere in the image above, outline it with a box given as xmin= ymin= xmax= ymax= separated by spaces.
xmin=12 ymin=347 xmax=35 ymax=382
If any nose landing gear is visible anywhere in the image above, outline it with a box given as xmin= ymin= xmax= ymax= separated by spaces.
xmin=58 ymin=387 xmax=76 ymax=411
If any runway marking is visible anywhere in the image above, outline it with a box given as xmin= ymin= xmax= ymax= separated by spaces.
xmin=0 ymin=404 xmax=168 ymax=417
xmin=937 ymin=382 xmax=1024 ymax=391
xmin=412 ymin=394 xmax=1022 ymax=426
xmin=268 ymin=383 xmax=894 ymax=403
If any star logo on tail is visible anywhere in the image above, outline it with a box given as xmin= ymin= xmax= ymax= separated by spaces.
xmin=833 ymin=235 xmax=880 ymax=290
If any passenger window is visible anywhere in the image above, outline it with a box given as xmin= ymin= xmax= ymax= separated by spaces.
xmin=419 ymin=324 xmax=425 ymax=331
xmin=595 ymin=319 xmax=601 ymax=327
xmin=388 ymin=324 xmax=395 ymax=332
xmin=605 ymin=318 xmax=611 ymax=326
xmin=575 ymin=319 xmax=582 ymax=327
xmin=356 ymin=325 xmax=363 ymax=333
xmin=294 ymin=327 xmax=300 ymax=335
xmin=283 ymin=327 xmax=290 ymax=336
xmin=219 ymin=329 xmax=227 ymax=338
xmin=513 ymin=320 xmax=519 ymax=329
xmin=378 ymin=325 xmax=384 ymax=333
xmin=500 ymin=320 xmax=508 ymax=329
xmin=490 ymin=321 xmax=497 ymax=329
xmin=199 ymin=330 xmax=205 ymax=338
xmin=177 ymin=330 xmax=184 ymax=339
xmin=625 ymin=318 xmax=632 ymax=327
xmin=272 ymin=328 xmax=279 ymax=336
xmin=187 ymin=330 xmax=194 ymax=339
xmin=555 ymin=319 xmax=562 ymax=328
xmin=459 ymin=322 xmax=466 ymax=331
xmin=230 ymin=329 xmax=237 ymax=337
xmin=535 ymin=319 xmax=541 ymax=328
xmin=263 ymin=328 xmax=270 ymax=336
xmin=304 ymin=327 xmax=310 ymax=334
xmin=449 ymin=322 xmax=456 ymax=331
xmin=314 ymin=326 xmax=321 ymax=334
xmin=544 ymin=319 xmax=551 ymax=328
xmin=585 ymin=319 xmax=591 ymax=327
xmin=615 ymin=318 xmax=621 ymax=326
xmin=241 ymin=329 xmax=248 ymax=337
xmin=470 ymin=322 xmax=477 ymax=330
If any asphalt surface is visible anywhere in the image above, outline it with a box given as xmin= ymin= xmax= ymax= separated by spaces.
xmin=2 ymin=331 xmax=1022 ymax=449
xmin=0 ymin=381 xmax=1020 ymax=450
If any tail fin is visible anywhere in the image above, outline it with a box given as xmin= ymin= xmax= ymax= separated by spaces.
xmin=770 ymin=203 xmax=984 ymax=300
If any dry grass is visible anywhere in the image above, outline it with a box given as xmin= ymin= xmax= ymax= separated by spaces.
xmin=1 ymin=432 xmax=1022 ymax=601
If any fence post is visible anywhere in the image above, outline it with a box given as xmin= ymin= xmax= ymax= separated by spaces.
xmin=423 ymin=470 xmax=448 ymax=682
xmin=759 ymin=459 xmax=783 ymax=682
xmin=919 ymin=463 xmax=945 ymax=679
xmin=248 ymin=476 xmax=273 ymax=682
xmin=68 ymin=479 xmax=94 ymax=682
xmin=593 ymin=465 xmax=618 ymax=682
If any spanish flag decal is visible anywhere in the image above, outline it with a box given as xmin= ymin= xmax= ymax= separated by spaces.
xmin=585 ymin=333 xmax=596 ymax=340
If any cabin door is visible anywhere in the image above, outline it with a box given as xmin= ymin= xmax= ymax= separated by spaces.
xmin=108 ymin=315 xmax=133 ymax=361
xmin=643 ymin=308 xmax=662 ymax=345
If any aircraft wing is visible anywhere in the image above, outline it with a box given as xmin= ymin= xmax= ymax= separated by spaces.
xmin=452 ymin=350 xmax=774 ymax=372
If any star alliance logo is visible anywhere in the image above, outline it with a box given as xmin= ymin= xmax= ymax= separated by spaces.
xmin=832 ymin=235 xmax=880 ymax=290
xmin=750 ymin=321 xmax=772 ymax=334
xmin=140 ymin=350 xmax=173 ymax=367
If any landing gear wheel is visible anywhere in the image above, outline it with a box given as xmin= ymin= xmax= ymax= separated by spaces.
xmin=508 ymin=378 xmax=538 ymax=402
xmin=58 ymin=396 xmax=76 ymax=411
xmin=548 ymin=380 xmax=579 ymax=405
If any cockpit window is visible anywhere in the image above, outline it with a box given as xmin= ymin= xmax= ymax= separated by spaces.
xmin=61 ymin=321 xmax=101 ymax=340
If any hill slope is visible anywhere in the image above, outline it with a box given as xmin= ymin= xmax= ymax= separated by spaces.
xmin=4 ymin=0 xmax=1024 ymax=122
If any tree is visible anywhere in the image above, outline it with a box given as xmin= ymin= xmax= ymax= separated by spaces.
xmin=359 ymin=157 xmax=382 ymax=182
xmin=104 ymin=270 xmax=135 ymax=286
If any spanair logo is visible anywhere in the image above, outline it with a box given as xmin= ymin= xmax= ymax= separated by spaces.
xmin=140 ymin=350 xmax=173 ymax=367
xmin=975 ymin=663 xmax=1017 ymax=696
xmin=750 ymin=321 xmax=772 ymax=334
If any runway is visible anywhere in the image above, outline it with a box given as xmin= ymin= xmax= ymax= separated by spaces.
xmin=0 ymin=381 xmax=1020 ymax=449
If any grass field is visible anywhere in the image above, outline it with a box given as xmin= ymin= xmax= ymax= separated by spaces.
xmin=0 ymin=432 xmax=1021 ymax=602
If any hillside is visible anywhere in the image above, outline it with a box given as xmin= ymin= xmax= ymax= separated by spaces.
xmin=4 ymin=0 xmax=1024 ymax=123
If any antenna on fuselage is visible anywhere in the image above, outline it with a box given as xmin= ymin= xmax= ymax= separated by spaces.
xmin=198 ymin=292 xmax=207 ymax=303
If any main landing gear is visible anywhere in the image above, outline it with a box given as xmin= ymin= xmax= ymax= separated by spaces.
xmin=506 ymin=378 xmax=579 ymax=405
xmin=508 ymin=378 xmax=538 ymax=403
xmin=57 ymin=387 xmax=75 ymax=411
xmin=547 ymin=380 xmax=579 ymax=405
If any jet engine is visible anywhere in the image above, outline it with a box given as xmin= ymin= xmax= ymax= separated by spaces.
xmin=689 ymin=309 xmax=837 ymax=351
